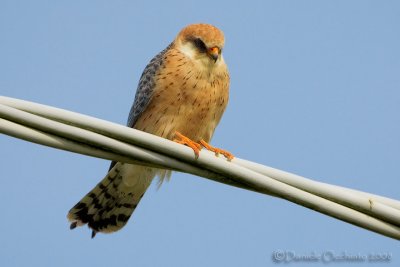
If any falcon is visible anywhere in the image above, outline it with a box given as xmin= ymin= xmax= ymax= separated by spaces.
xmin=68 ymin=23 xmax=232 ymax=237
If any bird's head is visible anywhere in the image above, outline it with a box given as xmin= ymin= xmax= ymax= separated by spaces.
xmin=175 ymin=23 xmax=225 ymax=69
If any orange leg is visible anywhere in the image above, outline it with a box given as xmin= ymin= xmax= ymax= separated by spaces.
xmin=173 ymin=131 xmax=202 ymax=158
xmin=200 ymin=140 xmax=234 ymax=161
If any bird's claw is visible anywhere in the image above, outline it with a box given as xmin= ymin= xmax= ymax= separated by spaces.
xmin=200 ymin=140 xmax=234 ymax=161
xmin=173 ymin=132 xmax=234 ymax=161
xmin=173 ymin=131 xmax=202 ymax=159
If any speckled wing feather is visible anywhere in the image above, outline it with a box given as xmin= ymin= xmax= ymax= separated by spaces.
xmin=108 ymin=44 xmax=171 ymax=171
xmin=68 ymin=45 xmax=172 ymax=235
xmin=127 ymin=44 xmax=172 ymax=128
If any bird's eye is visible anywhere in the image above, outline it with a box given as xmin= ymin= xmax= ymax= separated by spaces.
xmin=193 ymin=38 xmax=207 ymax=53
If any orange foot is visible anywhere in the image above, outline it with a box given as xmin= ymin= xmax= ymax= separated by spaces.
xmin=173 ymin=131 xmax=202 ymax=158
xmin=200 ymin=140 xmax=234 ymax=161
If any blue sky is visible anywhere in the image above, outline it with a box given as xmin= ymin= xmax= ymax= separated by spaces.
xmin=1 ymin=1 xmax=399 ymax=266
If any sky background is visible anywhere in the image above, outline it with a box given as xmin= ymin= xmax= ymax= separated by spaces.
xmin=1 ymin=1 xmax=399 ymax=266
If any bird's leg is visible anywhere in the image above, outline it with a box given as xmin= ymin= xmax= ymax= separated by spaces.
xmin=173 ymin=131 xmax=202 ymax=158
xmin=199 ymin=140 xmax=234 ymax=161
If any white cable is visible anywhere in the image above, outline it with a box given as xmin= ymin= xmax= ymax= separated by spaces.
xmin=0 ymin=96 xmax=399 ymax=240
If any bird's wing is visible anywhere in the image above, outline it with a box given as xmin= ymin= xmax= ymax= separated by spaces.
xmin=127 ymin=43 xmax=172 ymax=128
xmin=109 ymin=43 xmax=172 ymax=171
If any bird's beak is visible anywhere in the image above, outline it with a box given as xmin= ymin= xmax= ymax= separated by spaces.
xmin=208 ymin=46 xmax=220 ymax=62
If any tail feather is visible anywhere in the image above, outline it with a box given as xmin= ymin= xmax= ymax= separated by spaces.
xmin=68 ymin=163 xmax=155 ymax=237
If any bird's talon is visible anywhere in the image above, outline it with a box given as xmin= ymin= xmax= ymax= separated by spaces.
xmin=199 ymin=140 xmax=234 ymax=161
xmin=174 ymin=131 xmax=202 ymax=158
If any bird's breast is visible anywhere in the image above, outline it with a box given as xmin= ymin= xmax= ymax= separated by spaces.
xmin=134 ymin=51 xmax=229 ymax=143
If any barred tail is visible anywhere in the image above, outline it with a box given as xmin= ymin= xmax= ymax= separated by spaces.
xmin=67 ymin=163 xmax=154 ymax=238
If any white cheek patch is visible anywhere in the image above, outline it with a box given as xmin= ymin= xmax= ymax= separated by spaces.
xmin=178 ymin=42 xmax=225 ymax=75
xmin=179 ymin=42 xmax=197 ymax=60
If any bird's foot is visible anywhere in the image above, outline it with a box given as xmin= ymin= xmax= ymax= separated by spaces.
xmin=173 ymin=131 xmax=202 ymax=159
xmin=200 ymin=140 xmax=234 ymax=161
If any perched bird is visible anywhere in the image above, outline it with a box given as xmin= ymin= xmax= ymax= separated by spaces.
xmin=67 ymin=23 xmax=232 ymax=238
